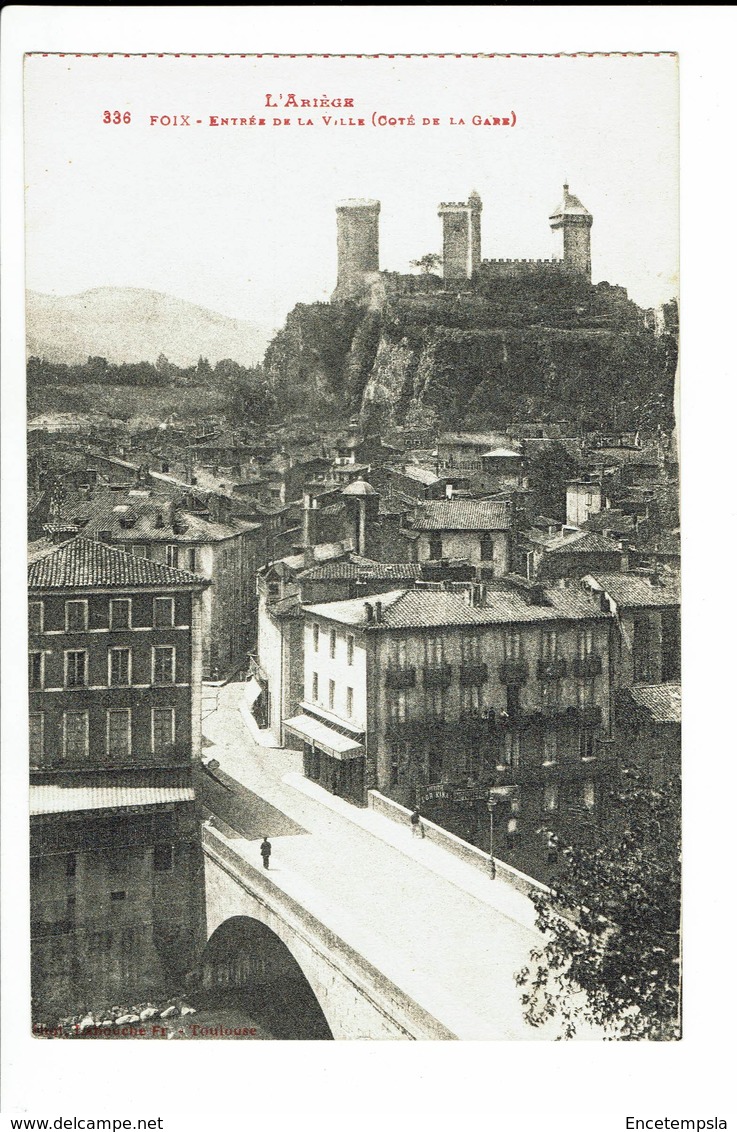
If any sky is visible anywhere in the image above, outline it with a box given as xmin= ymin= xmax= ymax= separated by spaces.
xmin=24 ymin=52 xmax=679 ymax=332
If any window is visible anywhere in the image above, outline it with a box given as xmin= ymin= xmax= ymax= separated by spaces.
xmin=391 ymin=637 xmax=407 ymax=666
xmin=426 ymin=687 xmax=445 ymax=722
xmin=152 ymin=707 xmax=175 ymax=754
xmin=131 ymin=544 xmax=148 ymax=558
xmin=29 ymin=601 xmax=43 ymax=633
xmin=461 ymin=685 xmax=481 ymax=714
xmin=390 ymin=743 xmax=400 ymax=786
xmin=29 ymin=652 xmax=44 ymax=690
xmin=583 ymin=781 xmax=596 ymax=811
xmin=504 ymin=630 xmax=522 ymax=660
xmin=187 ymin=548 xmax=197 ymax=573
xmin=580 ymin=731 xmax=597 ymax=761
xmin=502 ymin=732 xmax=521 ymax=769
xmin=109 ymin=599 xmax=131 ymax=630
xmin=578 ymin=628 xmax=594 ymax=659
xmin=109 ymin=647 xmax=131 ymax=687
xmin=544 ymin=784 xmax=559 ymax=812
xmin=388 ymin=691 xmax=408 ymax=725
xmin=480 ymin=535 xmax=494 ymax=561
xmin=312 ymin=672 xmax=319 ymax=701
xmin=153 ymin=844 xmax=174 ymax=872
xmin=65 ymin=600 xmax=88 ymax=631
xmin=312 ymin=624 xmax=320 ymax=652
xmin=328 ymin=679 xmax=335 ymax=710
xmin=152 ymin=646 xmax=175 ymax=684
xmin=153 ymin=596 xmax=175 ymax=628
xmin=66 ymin=853 xmax=76 ymax=878
xmin=329 ymin=629 xmax=337 ymax=659
xmin=461 ymin=635 xmax=481 ymax=663
xmin=107 ymin=709 xmax=131 ymax=760
xmin=165 ymin=545 xmax=179 ymax=568
xmin=63 ymin=711 xmax=89 ymax=760
xmin=347 ymin=635 xmax=354 ymax=666
xmin=65 ymin=650 xmax=88 ymax=687
xmin=542 ymin=630 xmax=558 ymax=660
xmin=428 ymin=748 xmax=443 ymax=784
xmin=426 ymin=635 xmax=443 ymax=665
xmin=506 ymin=684 xmax=521 ymax=717
xmin=29 ymin=713 xmax=44 ymax=762
xmin=577 ymin=681 xmax=595 ymax=708
xmin=543 ymin=732 xmax=558 ymax=766
xmin=110 ymin=891 xmax=126 ymax=902
xmin=346 ymin=687 xmax=354 ymax=718
xmin=429 ymin=535 xmax=443 ymax=560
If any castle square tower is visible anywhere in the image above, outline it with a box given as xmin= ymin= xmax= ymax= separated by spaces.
xmin=549 ymin=184 xmax=593 ymax=281
xmin=333 ymin=198 xmax=381 ymax=300
xmin=438 ymin=191 xmax=482 ymax=281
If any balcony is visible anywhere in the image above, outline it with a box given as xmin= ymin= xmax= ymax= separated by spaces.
xmin=423 ymin=664 xmax=453 ymax=689
xmin=537 ymin=658 xmax=567 ymax=680
xmin=385 ymin=665 xmax=416 ymax=690
xmin=572 ymin=655 xmax=603 ymax=678
xmin=459 ymin=663 xmax=489 ymax=687
xmin=498 ymin=660 xmax=529 ymax=685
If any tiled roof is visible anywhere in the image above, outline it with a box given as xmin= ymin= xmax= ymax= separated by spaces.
xmin=589 ymin=572 xmax=680 ymax=609
xmin=269 ymin=594 xmax=304 ymax=620
xmin=547 ymin=530 xmax=622 ymax=555
xmin=390 ymin=464 xmax=441 ymax=486
xmin=438 ymin=432 xmax=507 ymax=447
xmin=30 ymin=775 xmax=195 ymax=815
xmin=629 ymin=683 xmax=681 ymax=724
xmin=480 ymin=448 xmax=522 ymax=459
xmin=410 ymin=500 xmax=512 ymax=531
xmin=299 ymin=561 xmax=422 ymax=581
xmin=54 ymin=488 xmax=260 ymax=542
xmin=304 ymin=581 xmax=608 ymax=630
xmin=279 ymin=540 xmax=354 ymax=574
xmin=28 ymin=537 xmax=208 ymax=590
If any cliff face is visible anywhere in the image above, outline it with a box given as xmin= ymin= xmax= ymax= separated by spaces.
xmin=263 ymin=279 xmax=677 ymax=434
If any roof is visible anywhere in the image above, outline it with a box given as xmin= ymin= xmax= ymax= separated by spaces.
xmin=480 ymin=448 xmax=523 ymax=460
xmin=588 ymin=571 xmax=680 ymax=609
xmin=546 ymin=530 xmax=622 ymax=555
xmin=341 ymin=478 xmax=378 ymax=497
xmin=549 ymin=184 xmax=592 ymax=219
xmin=269 ymin=594 xmax=304 ymax=620
xmin=28 ymin=537 xmax=208 ymax=590
xmin=299 ymin=561 xmax=423 ymax=581
xmin=628 ymin=684 xmax=681 ymax=724
xmin=410 ymin=500 xmax=512 ymax=531
xmin=304 ymin=582 xmax=608 ymax=630
xmin=278 ymin=540 xmax=354 ymax=574
xmin=438 ymin=432 xmax=508 ymax=447
xmin=53 ymin=487 xmax=260 ymax=542
xmin=30 ymin=775 xmax=195 ymax=815
xmin=390 ymin=464 xmax=442 ymax=486
xmin=283 ymin=714 xmax=364 ymax=761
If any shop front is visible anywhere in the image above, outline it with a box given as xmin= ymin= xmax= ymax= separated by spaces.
xmin=284 ymin=713 xmax=366 ymax=806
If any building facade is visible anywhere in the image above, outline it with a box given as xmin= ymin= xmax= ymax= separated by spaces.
xmin=28 ymin=538 xmax=208 ymax=1019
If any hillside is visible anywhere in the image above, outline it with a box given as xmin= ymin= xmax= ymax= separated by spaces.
xmin=26 ymin=287 xmax=273 ymax=368
xmin=263 ymin=279 xmax=678 ymax=435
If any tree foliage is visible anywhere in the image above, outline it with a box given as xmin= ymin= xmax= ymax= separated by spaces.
xmin=410 ymin=253 xmax=442 ymax=276
xmin=526 ymin=442 xmax=579 ymax=521
xmin=516 ymin=770 xmax=681 ymax=1040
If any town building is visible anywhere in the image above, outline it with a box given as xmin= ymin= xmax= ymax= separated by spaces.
xmin=286 ymin=578 xmax=614 ymax=878
xmin=28 ymin=537 xmax=209 ymax=1018
xmin=403 ymin=499 xmax=513 ymax=574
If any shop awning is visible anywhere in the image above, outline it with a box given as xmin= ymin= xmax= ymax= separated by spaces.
xmin=284 ymin=714 xmax=365 ymax=761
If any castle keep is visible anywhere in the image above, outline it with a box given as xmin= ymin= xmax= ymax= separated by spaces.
xmin=333 ymin=184 xmax=593 ymax=298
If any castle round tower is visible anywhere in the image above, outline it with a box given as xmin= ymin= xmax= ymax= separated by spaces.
xmin=549 ymin=184 xmax=593 ymax=281
xmin=438 ymin=191 xmax=482 ymax=281
xmin=333 ymin=198 xmax=381 ymax=300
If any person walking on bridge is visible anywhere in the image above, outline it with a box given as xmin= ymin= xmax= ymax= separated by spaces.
xmin=260 ymin=836 xmax=272 ymax=869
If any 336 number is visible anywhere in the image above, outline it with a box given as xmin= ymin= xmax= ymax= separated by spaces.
xmin=102 ymin=111 xmax=131 ymax=124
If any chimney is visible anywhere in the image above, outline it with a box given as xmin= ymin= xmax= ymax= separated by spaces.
xmin=302 ymin=545 xmax=315 ymax=568
xmin=375 ymin=600 xmax=383 ymax=623
xmin=364 ymin=602 xmax=374 ymax=624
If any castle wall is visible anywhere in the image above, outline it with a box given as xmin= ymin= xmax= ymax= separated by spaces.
xmin=334 ymin=201 xmax=380 ymax=299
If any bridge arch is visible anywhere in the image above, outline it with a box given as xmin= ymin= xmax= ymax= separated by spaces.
xmin=200 ymin=916 xmax=333 ymax=1040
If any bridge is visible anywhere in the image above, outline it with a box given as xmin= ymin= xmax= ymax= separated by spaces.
xmin=198 ymin=683 xmax=596 ymax=1041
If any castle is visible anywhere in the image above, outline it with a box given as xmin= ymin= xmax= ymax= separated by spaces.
xmin=332 ymin=185 xmax=593 ymax=300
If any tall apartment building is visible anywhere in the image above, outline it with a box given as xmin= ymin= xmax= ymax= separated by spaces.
xmin=28 ymin=537 xmax=209 ymax=1019
xmin=286 ymin=578 xmax=614 ymax=877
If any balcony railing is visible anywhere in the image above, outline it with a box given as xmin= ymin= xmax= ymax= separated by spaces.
xmin=385 ymin=665 xmax=416 ymax=690
xmin=537 ymin=658 xmax=567 ymax=680
xmin=459 ymin=663 xmax=489 ymax=686
xmin=498 ymin=660 xmax=529 ymax=685
xmin=423 ymin=663 xmax=453 ymax=689
xmin=573 ymin=655 xmax=603 ymax=678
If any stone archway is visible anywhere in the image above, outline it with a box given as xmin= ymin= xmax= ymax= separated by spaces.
xmin=199 ymin=916 xmax=333 ymax=1040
